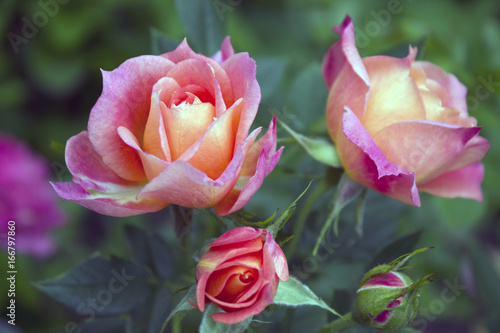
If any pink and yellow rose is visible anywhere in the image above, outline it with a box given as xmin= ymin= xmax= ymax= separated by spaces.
xmin=52 ymin=38 xmax=282 ymax=217
xmin=191 ymin=227 xmax=289 ymax=324
xmin=323 ymin=16 xmax=489 ymax=206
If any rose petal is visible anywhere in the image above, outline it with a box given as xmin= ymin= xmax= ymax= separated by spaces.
xmin=215 ymin=117 xmax=283 ymax=216
xmin=210 ymin=227 xmax=262 ymax=248
xmin=340 ymin=107 xmax=420 ymax=206
xmin=265 ymin=231 xmax=289 ymax=282
xmin=206 ymin=265 xmax=258 ymax=301
xmin=361 ymin=55 xmax=426 ymax=135
xmin=418 ymin=163 xmax=485 ymax=201
xmin=222 ymin=52 xmax=261 ymax=149
xmin=212 ymin=36 xmax=235 ymax=65
xmin=143 ymin=77 xmax=180 ymax=161
xmin=323 ymin=15 xmax=370 ymax=141
xmin=88 ymin=55 xmax=175 ymax=181
xmin=373 ymin=120 xmax=483 ymax=183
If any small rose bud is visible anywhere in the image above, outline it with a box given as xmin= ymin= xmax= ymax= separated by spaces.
xmin=353 ymin=271 xmax=418 ymax=330
xmin=352 ymin=248 xmax=434 ymax=330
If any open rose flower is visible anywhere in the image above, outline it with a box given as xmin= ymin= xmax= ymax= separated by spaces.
xmin=191 ymin=227 xmax=289 ymax=324
xmin=322 ymin=15 xmax=489 ymax=206
xmin=52 ymin=38 xmax=282 ymax=217
xmin=0 ymin=133 xmax=65 ymax=258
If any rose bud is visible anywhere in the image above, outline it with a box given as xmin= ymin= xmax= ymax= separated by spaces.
xmin=352 ymin=249 xmax=433 ymax=330
xmin=323 ymin=15 xmax=489 ymax=206
xmin=52 ymin=38 xmax=282 ymax=217
xmin=191 ymin=227 xmax=289 ymax=324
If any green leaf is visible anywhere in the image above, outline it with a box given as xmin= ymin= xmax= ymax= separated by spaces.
xmin=266 ymin=181 xmax=312 ymax=237
xmin=124 ymin=225 xmax=174 ymax=281
xmin=127 ymin=286 xmax=171 ymax=333
xmin=34 ymin=254 xmax=154 ymax=317
xmin=150 ymin=27 xmax=181 ymax=55
xmin=274 ymin=276 xmax=343 ymax=318
xmin=174 ymin=0 xmax=224 ymax=55
xmin=468 ymin=240 xmax=500 ymax=311
xmin=160 ymin=285 xmax=197 ymax=332
xmin=199 ymin=303 xmax=252 ymax=333
xmin=279 ymin=120 xmax=341 ymax=167
xmin=50 ymin=140 xmax=65 ymax=154
xmin=255 ymin=57 xmax=287 ymax=101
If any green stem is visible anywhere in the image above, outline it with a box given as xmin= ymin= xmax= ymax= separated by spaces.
xmin=318 ymin=312 xmax=354 ymax=333
xmin=287 ymin=179 xmax=330 ymax=257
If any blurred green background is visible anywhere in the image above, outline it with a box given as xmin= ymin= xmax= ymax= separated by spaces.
xmin=1 ymin=0 xmax=499 ymax=332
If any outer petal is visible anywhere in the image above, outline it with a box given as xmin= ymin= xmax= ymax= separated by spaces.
xmin=373 ymin=120 xmax=483 ymax=183
xmin=51 ymin=131 xmax=166 ymax=216
xmin=210 ymin=227 xmax=261 ymax=248
xmin=136 ymin=127 xmax=260 ymax=208
xmin=418 ymin=163 xmax=485 ymax=201
xmin=323 ymin=15 xmax=370 ymax=142
xmin=214 ymin=117 xmax=283 ymax=216
xmin=212 ymin=36 xmax=235 ymax=64
xmin=222 ymin=52 xmax=261 ymax=149
xmin=264 ymin=231 xmax=289 ymax=282
xmin=339 ymin=107 xmax=420 ymax=206
xmin=88 ymin=55 xmax=175 ymax=181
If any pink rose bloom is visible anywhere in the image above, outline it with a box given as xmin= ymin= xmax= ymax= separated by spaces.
xmin=323 ymin=16 xmax=489 ymax=206
xmin=191 ymin=227 xmax=289 ymax=324
xmin=52 ymin=38 xmax=282 ymax=217
xmin=0 ymin=134 xmax=65 ymax=258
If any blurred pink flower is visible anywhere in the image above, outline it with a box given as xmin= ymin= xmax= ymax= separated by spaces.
xmin=52 ymin=37 xmax=282 ymax=217
xmin=323 ymin=15 xmax=489 ymax=206
xmin=0 ymin=134 xmax=65 ymax=258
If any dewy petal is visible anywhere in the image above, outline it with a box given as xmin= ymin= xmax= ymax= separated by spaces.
xmin=161 ymin=39 xmax=234 ymax=106
xmin=418 ymin=163 xmax=485 ymax=202
xmin=88 ymin=55 xmax=175 ymax=181
xmin=212 ymin=36 xmax=235 ymax=65
xmin=222 ymin=52 xmax=260 ymax=149
xmin=137 ymin=128 xmax=261 ymax=208
xmin=215 ymin=117 xmax=283 ymax=216
xmin=143 ymin=77 xmax=180 ymax=161
xmin=340 ymin=107 xmax=420 ymax=206
xmin=323 ymin=15 xmax=370 ymax=142
xmin=373 ymin=120 xmax=483 ymax=184
xmin=52 ymin=131 xmax=166 ymax=216
xmin=361 ymin=55 xmax=426 ymax=135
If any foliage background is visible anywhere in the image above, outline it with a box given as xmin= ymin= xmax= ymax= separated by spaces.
xmin=1 ymin=0 xmax=499 ymax=332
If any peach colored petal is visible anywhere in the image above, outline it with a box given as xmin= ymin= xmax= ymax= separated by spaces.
xmin=339 ymin=107 xmax=420 ymax=206
xmin=323 ymin=15 xmax=370 ymax=142
xmin=161 ymin=98 xmax=215 ymax=161
xmin=361 ymin=55 xmax=426 ymax=135
xmin=88 ymin=55 xmax=175 ymax=181
xmin=264 ymin=231 xmax=289 ymax=282
xmin=206 ymin=265 xmax=257 ymax=300
xmin=419 ymin=90 xmax=462 ymax=125
xmin=187 ymin=101 xmax=240 ymax=180
xmin=143 ymin=77 xmax=180 ymax=161
xmin=210 ymin=227 xmax=261 ymax=247
xmin=419 ymin=163 xmax=485 ymax=201
xmin=373 ymin=120 xmax=482 ymax=183
xmin=117 ymin=126 xmax=168 ymax=180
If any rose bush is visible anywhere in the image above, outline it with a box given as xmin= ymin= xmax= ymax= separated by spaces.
xmin=0 ymin=133 xmax=65 ymax=258
xmin=192 ymin=227 xmax=289 ymax=324
xmin=52 ymin=38 xmax=282 ymax=217
xmin=323 ymin=16 xmax=489 ymax=206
